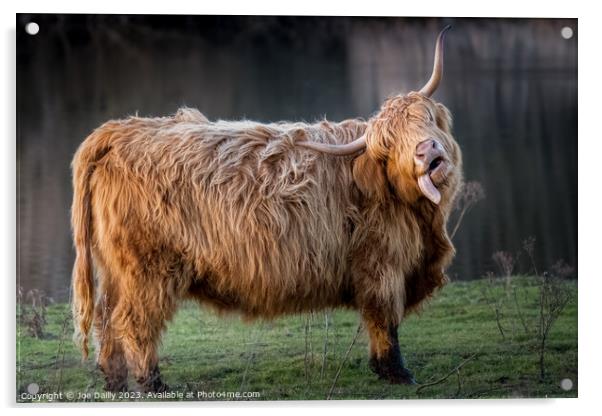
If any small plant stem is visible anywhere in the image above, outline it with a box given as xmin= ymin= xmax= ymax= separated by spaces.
xmin=327 ymin=323 xmax=362 ymax=400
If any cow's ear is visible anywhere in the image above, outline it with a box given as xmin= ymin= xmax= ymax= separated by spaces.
xmin=435 ymin=103 xmax=453 ymax=134
xmin=353 ymin=153 xmax=387 ymax=200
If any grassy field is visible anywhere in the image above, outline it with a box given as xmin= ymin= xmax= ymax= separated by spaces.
xmin=16 ymin=276 xmax=577 ymax=402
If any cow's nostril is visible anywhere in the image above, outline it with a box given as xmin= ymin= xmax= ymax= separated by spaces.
xmin=416 ymin=139 xmax=435 ymax=158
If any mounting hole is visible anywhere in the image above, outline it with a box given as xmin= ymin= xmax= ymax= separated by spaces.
xmin=27 ymin=383 xmax=40 ymax=394
xmin=25 ymin=22 xmax=39 ymax=36
xmin=560 ymin=26 xmax=573 ymax=40
xmin=560 ymin=378 xmax=573 ymax=391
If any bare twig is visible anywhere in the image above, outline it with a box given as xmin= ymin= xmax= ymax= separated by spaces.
xmin=450 ymin=181 xmax=485 ymax=240
xmin=304 ymin=315 xmax=310 ymax=385
xmin=320 ymin=312 xmax=330 ymax=380
xmin=481 ymin=273 xmax=506 ymax=340
xmin=492 ymin=251 xmax=515 ymax=291
xmin=454 ymin=369 xmax=462 ymax=397
xmin=326 ymin=323 xmax=362 ymax=400
xmin=449 ymin=207 xmax=468 ymax=240
xmin=537 ymin=274 xmax=572 ymax=381
xmin=52 ymin=287 xmax=73 ymax=393
xmin=23 ymin=289 xmax=50 ymax=338
xmin=494 ymin=307 xmax=506 ymax=340
xmin=520 ymin=237 xmax=574 ymax=381
xmin=512 ymin=286 xmax=531 ymax=335
xmin=416 ymin=353 xmax=478 ymax=394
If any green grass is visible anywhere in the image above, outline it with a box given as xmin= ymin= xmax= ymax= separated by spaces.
xmin=16 ymin=276 xmax=577 ymax=402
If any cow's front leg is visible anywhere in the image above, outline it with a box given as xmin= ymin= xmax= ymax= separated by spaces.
xmin=362 ymin=310 xmax=416 ymax=385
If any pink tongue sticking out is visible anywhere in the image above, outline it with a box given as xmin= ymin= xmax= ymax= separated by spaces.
xmin=418 ymin=174 xmax=441 ymax=205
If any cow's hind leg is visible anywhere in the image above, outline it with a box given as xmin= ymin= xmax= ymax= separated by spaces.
xmin=113 ymin=287 xmax=175 ymax=393
xmin=94 ymin=286 xmax=128 ymax=392
xmin=112 ymin=296 xmax=171 ymax=392
xmin=362 ymin=308 xmax=416 ymax=385
xmin=109 ymin=253 xmax=182 ymax=394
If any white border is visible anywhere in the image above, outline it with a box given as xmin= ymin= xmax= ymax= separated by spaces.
xmin=2 ymin=1 xmax=599 ymax=415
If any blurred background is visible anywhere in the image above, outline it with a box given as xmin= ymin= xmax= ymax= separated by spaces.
xmin=17 ymin=15 xmax=577 ymax=301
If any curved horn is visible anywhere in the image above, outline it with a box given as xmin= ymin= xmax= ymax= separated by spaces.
xmin=296 ymin=135 xmax=367 ymax=156
xmin=418 ymin=25 xmax=451 ymax=97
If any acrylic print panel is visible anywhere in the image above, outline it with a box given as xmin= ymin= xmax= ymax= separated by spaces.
xmin=16 ymin=14 xmax=577 ymax=402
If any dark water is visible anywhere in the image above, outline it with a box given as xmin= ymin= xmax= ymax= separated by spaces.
xmin=17 ymin=15 xmax=578 ymax=301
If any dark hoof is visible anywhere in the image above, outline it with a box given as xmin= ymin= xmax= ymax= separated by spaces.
xmin=98 ymin=364 xmax=128 ymax=393
xmin=386 ymin=367 xmax=417 ymax=385
xmin=139 ymin=379 xmax=169 ymax=393
xmin=153 ymin=382 xmax=169 ymax=393
xmin=136 ymin=367 xmax=169 ymax=393
xmin=369 ymin=357 xmax=417 ymax=385
xmin=138 ymin=368 xmax=169 ymax=393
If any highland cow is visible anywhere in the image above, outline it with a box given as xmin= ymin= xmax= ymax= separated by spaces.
xmin=71 ymin=27 xmax=462 ymax=393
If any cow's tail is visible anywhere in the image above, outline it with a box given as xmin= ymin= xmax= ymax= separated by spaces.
xmin=71 ymin=128 xmax=112 ymax=360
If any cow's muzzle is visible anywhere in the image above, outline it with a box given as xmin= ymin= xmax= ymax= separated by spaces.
xmin=414 ymin=139 xmax=450 ymax=204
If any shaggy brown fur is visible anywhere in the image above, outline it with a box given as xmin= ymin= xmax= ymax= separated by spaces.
xmin=71 ymin=92 xmax=462 ymax=391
